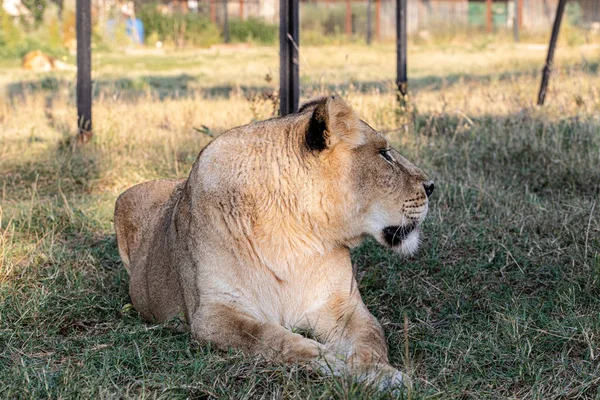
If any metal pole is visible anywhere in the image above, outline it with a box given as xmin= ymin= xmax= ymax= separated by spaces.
xmin=367 ymin=0 xmax=372 ymax=45
xmin=537 ymin=0 xmax=567 ymax=106
xmin=210 ymin=0 xmax=216 ymax=23
xmin=224 ymin=0 xmax=230 ymax=43
xmin=376 ymin=0 xmax=380 ymax=41
xmin=346 ymin=0 xmax=352 ymax=36
xmin=486 ymin=0 xmax=492 ymax=34
xmin=279 ymin=0 xmax=299 ymax=116
xmin=513 ymin=0 xmax=519 ymax=42
xmin=396 ymin=0 xmax=407 ymax=98
xmin=76 ymin=0 xmax=92 ymax=139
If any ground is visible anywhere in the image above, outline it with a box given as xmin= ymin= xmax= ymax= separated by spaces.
xmin=0 ymin=43 xmax=599 ymax=399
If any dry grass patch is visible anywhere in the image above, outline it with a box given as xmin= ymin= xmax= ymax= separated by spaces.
xmin=1 ymin=44 xmax=599 ymax=399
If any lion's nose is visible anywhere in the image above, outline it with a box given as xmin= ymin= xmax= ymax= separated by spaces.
xmin=423 ymin=180 xmax=434 ymax=198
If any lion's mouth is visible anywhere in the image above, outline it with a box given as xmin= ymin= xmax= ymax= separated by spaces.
xmin=382 ymin=224 xmax=418 ymax=247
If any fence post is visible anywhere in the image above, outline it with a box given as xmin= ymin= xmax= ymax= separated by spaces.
xmin=346 ymin=0 xmax=352 ymax=36
xmin=279 ymin=0 xmax=299 ymax=116
xmin=537 ymin=0 xmax=567 ymax=106
xmin=210 ymin=0 xmax=216 ymax=23
xmin=513 ymin=0 xmax=519 ymax=42
xmin=76 ymin=0 xmax=92 ymax=140
xmin=224 ymin=0 xmax=230 ymax=43
xmin=376 ymin=0 xmax=380 ymax=41
xmin=366 ymin=0 xmax=372 ymax=45
xmin=486 ymin=0 xmax=492 ymax=33
xmin=240 ymin=0 xmax=244 ymax=20
xmin=396 ymin=0 xmax=407 ymax=98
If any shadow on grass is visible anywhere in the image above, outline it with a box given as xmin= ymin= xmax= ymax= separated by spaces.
xmin=0 ymin=138 xmax=133 ymax=338
xmin=1 ymin=96 xmax=599 ymax=397
xmin=5 ymin=60 xmax=599 ymax=102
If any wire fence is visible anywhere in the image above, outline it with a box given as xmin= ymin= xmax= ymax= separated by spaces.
xmin=106 ymin=0 xmax=599 ymax=49
xmin=214 ymin=0 xmax=592 ymax=31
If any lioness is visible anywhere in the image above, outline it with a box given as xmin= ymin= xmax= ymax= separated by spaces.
xmin=114 ymin=95 xmax=433 ymax=390
xmin=22 ymin=50 xmax=74 ymax=72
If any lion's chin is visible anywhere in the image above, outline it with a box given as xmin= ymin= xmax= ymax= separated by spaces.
xmin=381 ymin=225 xmax=421 ymax=256
xmin=396 ymin=229 xmax=420 ymax=255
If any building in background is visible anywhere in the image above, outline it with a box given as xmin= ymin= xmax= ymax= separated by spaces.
xmin=371 ymin=0 xmax=599 ymax=38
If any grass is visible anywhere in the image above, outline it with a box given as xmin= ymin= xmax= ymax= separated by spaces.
xmin=1 ymin=43 xmax=599 ymax=399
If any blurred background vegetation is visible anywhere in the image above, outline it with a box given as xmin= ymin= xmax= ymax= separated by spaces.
xmin=1 ymin=0 xmax=600 ymax=60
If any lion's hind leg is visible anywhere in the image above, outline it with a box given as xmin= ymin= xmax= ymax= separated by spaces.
xmin=114 ymin=179 xmax=186 ymax=322
xmin=114 ymin=179 xmax=184 ymax=272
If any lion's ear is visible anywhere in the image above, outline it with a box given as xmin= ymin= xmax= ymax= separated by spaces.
xmin=305 ymin=95 xmax=364 ymax=152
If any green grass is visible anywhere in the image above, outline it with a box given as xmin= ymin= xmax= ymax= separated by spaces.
xmin=1 ymin=44 xmax=599 ymax=399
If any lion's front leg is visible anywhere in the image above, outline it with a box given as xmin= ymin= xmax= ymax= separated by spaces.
xmin=190 ymin=304 xmax=344 ymax=371
xmin=309 ymin=291 xmax=410 ymax=390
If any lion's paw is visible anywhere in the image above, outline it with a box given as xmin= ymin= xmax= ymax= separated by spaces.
xmin=377 ymin=369 xmax=411 ymax=393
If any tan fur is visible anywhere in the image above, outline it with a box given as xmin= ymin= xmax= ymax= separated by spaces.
xmin=114 ymin=95 xmax=432 ymax=390
xmin=22 ymin=50 xmax=74 ymax=72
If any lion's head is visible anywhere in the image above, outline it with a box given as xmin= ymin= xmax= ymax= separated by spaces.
xmin=297 ymin=95 xmax=434 ymax=256
xmin=193 ymin=94 xmax=433 ymax=259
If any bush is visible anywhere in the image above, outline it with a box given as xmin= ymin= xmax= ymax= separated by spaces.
xmin=0 ymin=6 xmax=68 ymax=58
xmin=139 ymin=4 xmax=221 ymax=48
xmin=229 ymin=17 xmax=277 ymax=45
xmin=0 ymin=8 xmax=23 ymax=55
xmin=300 ymin=3 xmax=369 ymax=45
xmin=21 ymin=0 xmax=46 ymax=25
xmin=184 ymin=14 xmax=222 ymax=47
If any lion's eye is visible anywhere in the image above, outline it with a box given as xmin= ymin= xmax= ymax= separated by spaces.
xmin=379 ymin=149 xmax=394 ymax=164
